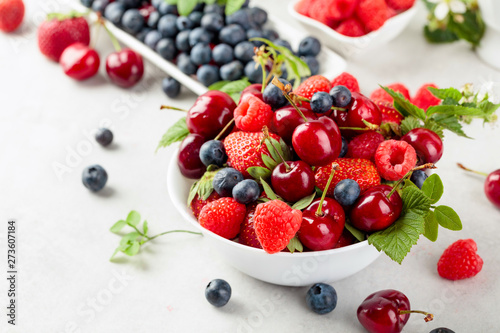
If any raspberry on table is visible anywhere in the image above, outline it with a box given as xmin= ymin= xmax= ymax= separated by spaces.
xmin=437 ymin=239 xmax=483 ymax=280
xmin=374 ymin=140 xmax=417 ymax=181
xmin=234 ymin=94 xmax=273 ymax=132
xmin=198 ymin=197 xmax=246 ymax=239
xmin=331 ymin=72 xmax=360 ymax=93
xmin=346 ymin=131 xmax=385 ymax=161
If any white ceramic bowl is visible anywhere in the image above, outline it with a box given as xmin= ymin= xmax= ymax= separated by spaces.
xmin=477 ymin=0 xmax=500 ymax=70
xmin=167 ymin=151 xmax=381 ymax=287
xmin=287 ymin=0 xmax=418 ymax=58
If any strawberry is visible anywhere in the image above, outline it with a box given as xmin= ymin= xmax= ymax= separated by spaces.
xmin=335 ymin=17 xmax=366 ymax=37
xmin=38 ymin=13 xmax=90 ymax=62
xmin=238 ymin=203 xmax=262 ymax=249
xmin=386 ymin=0 xmax=415 ymax=11
xmin=190 ymin=191 xmax=221 ymax=219
xmin=253 ymin=200 xmax=303 ymax=254
xmin=346 ymin=131 xmax=385 ymax=161
xmin=327 ymin=0 xmax=359 ymax=21
xmin=370 ymin=83 xmax=410 ymax=103
xmin=412 ymin=83 xmax=441 ymax=111
xmin=309 ymin=0 xmax=338 ymax=26
xmin=437 ymin=239 xmax=483 ymax=280
xmin=198 ymin=197 xmax=246 ymax=240
xmin=234 ymin=94 xmax=273 ymax=132
xmin=375 ymin=100 xmax=404 ymax=125
xmin=0 ymin=0 xmax=24 ymax=32
xmin=224 ymin=131 xmax=281 ymax=178
xmin=355 ymin=0 xmax=389 ymax=32
xmin=331 ymin=72 xmax=360 ymax=93
xmin=294 ymin=75 xmax=332 ymax=109
xmin=315 ymin=158 xmax=381 ymax=196
xmin=295 ymin=0 xmax=312 ymax=17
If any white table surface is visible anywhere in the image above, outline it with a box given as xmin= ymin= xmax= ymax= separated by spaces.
xmin=1 ymin=1 xmax=500 ymax=332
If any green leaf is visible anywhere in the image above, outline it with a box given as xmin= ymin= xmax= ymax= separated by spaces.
xmin=423 ymin=120 xmax=444 ymax=138
xmin=110 ymin=220 xmax=127 ymax=233
xmin=382 ymin=87 xmax=426 ymax=120
xmin=261 ymin=178 xmax=278 ymax=200
xmin=423 ymin=25 xmax=459 ymax=44
xmin=477 ymin=99 xmax=500 ymax=123
xmin=187 ymin=181 xmax=201 ymax=206
xmin=423 ymin=211 xmax=439 ymax=242
xmin=447 ymin=10 xmax=485 ymax=47
xmin=247 ymin=167 xmax=271 ymax=182
xmin=156 ymin=117 xmax=189 ymax=152
xmin=208 ymin=80 xmax=230 ymax=91
xmin=426 ymin=105 xmax=484 ymax=117
xmin=421 ymin=174 xmax=444 ymax=204
xmin=427 ymin=87 xmax=462 ymax=102
xmin=279 ymin=138 xmax=292 ymax=161
xmin=143 ymin=221 xmax=149 ymax=236
xmin=264 ymin=140 xmax=282 ymax=165
xmin=261 ymin=154 xmax=278 ymax=170
xmin=211 ymin=77 xmax=250 ymax=94
xmin=345 ymin=222 xmax=365 ymax=242
xmin=402 ymin=186 xmax=431 ymax=216
xmin=126 ymin=211 xmax=141 ymax=227
xmin=286 ymin=236 xmax=303 ymax=253
xmin=432 ymin=114 xmax=470 ymax=138
xmin=434 ymin=205 xmax=462 ymax=231
xmin=291 ymin=193 xmax=316 ymax=210
xmin=225 ymin=0 xmax=246 ymax=15
xmin=400 ymin=117 xmax=422 ymax=136
xmin=123 ymin=241 xmax=141 ymax=256
xmin=120 ymin=232 xmax=140 ymax=246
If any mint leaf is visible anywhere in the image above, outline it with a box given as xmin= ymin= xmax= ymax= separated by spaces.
xmin=421 ymin=174 xmax=444 ymax=204
xmin=434 ymin=205 xmax=462 ymax=231
xmin=126 ymin=211 xmax=141 ymax=227
xmin=156 ymin=117 xmax=189 ymax=152
xmin=225 ymin=0 xmax=246 ymax=15
xmin=261 ymin=154 xmax=277 ymax=170
xmin=426 ymin=105 xmax=484 ymax=118
xmin=248 ymin=167 xmax=271 ymax=182
xmin=432 ymin=114 xmax=470 ymax=138
xmin=400 ymin=117 xmax=422 ymax=135
xmin=345 ymin=222 xmax=365 ymax=242
xmin=423 ymin=120 xmax=444 ymax=138
xmin=110 ymin=220 xmax=127 ymax=233
xmin=291 ymin=193 xmax=316 ymax=210
xmin=382 ymin=87 xmax=426 ymax=120
xmin=423 ymin=211 xmax=439 ymax=242
xmin=427 ymin=87 xmax=462 ymax=102
xmin=261 ymin=178 xmax=278 ymax=200
xmin=287 ymin=236 xmax=303 ymax=253
xmin=123 ymin=241 xmax=141 ymax=256
xmin=402 ymin=186 xmax=431 ymax=216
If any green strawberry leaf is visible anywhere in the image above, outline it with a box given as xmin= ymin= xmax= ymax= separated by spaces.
xmin=344 ymin=222 xmax=365 ymax=242
xmin=279 ymin=138 xmax=292 ymax=160
xmin=287 ymin=236 xmax=303 ymax=253
xmin=186 ymin=170 xmax=217 ymax=206
xmin=156 ymin=117 xmax=189 ymax=152
xmin=291 ymin=193 xmax=316 ymax=210
xmin=423 ymin=211 xmax=439 ymax=242
xmin=434 ymin=205 xmax=462 ymax=231
xmin=421 ymin=174 xmax=444 ymax=204
xmin=187 ymin=181 xmax=201 ymax=206
xmin=248 ymin=167 xmax=272 ymax=182
xmin=110 ymin=220 xmax=127 ymax=233
xmin=261 ymin=178 xmax=278 ymax=200
xmin=261 ymin=154 xmax=278 ymax=170
xmin=264 ymin=140 xmax=282 ymax=165
xmin=126 ymin=211 xmax=141 ymax=227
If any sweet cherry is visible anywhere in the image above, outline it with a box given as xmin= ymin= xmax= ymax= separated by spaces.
xmin=60 ymin=43 xmax=100 ymax=80
xmin=458 ymin=163 xmax=500 ymax=209
xmin=333 ymin=92 xmax=382 ymax=136
xmin=240 ymin=83 xmax=263 ymax=101
xmin=106 ymin=48 xmax=144 ymax=88
xmin=271 ymin=160 xmax=315 ymax=203
xmin=402 ymin=128 xmax=443 ymax=164
xmin=270 ymin=105 xmax=317 ymax=144
xmin=177 ymin=133 xmax=206 ymax=179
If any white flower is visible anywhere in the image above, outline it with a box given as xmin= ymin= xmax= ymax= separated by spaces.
xmin=428 ymin=0 xmax=467 ymax=20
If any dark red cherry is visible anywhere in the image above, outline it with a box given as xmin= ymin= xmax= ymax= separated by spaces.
xmin=270 ymin=105 xmax=317 ymax=143
xmin=401 ymin=128 xmax=443 ymax=164
xmin=485 ymin=170 xmax=500 ymax=209
xmin=271 ymin=161 xmax=315 ymax=202
xmin=334 ymin=92 xmax=382 ymax=136
xmin=177 ymin=133 xmax=206 ymax=179
xmin=60 ymin=43 xmax=100 ymax=81
xmin=240 ymin=83 xmax=264 ymax=101
xmin=106 ymin=48 xmax=144 ymax=88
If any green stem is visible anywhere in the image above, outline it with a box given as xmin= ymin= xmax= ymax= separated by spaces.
xmin=315 ymin=164 xmax=338 ymax=217
xmin=457 ymin=163 xmax=488 ymax=177
xmin=339 ymin=126 xmax=372 ymax=131
xmin=130 ymin=225 xmax=150 ymax=240
xmin=387 ymin=163 xmax=436 ymax=199
xmin=143 ymin=230 xmax=202 ymax=244
xmin=160 ymin=105 xmax=188 ymax=112
xmin=399 ymin=310 xmax=433 ymax=322
xmin=271 ymin=76 xmax=308 ymax=122
xmin=101 ymin=19 xmax=122 ymax=52
xmin=214 ymin=118 xmax=235 ymax=141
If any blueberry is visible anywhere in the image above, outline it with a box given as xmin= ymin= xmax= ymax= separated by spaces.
xmin=156 ymin=38 xmax=177 ymax=61
xmin=263 ymin=29 xmax=279 ymax=41
xmin=339 ymin=136 xmax=348 ymax=158
xmin=249 ymin=7 xmax=267 ymax=26
xmin=274 ymin=39 xmax=293 ymax=53
xmin=158 ymin=2 xmax=178 ymax=16
xmin=189 ymin=27 xmax=213 ymax=47
xmin=205 ymin=279 xmax=231 ymax=307
xmin=151 ymin=0 xmax=162 ymax=9
xmin=91 ymin=0 xmax=109 ymax=14
xmin=175 ymin=30 xmax=191 ymax=52
xmin=303 ymin=56 xmax=319 ymax=76
xmin=280 ymin=63 xmax=288 ymax=80
xmin=162 ymin=77 xmax=181 ymax=98
xmin=190 ymin=43 xmax=212 ymax=65
xmin=298 ymin=36 xmax=321 ymax=57
xmin=144 ymin=30 xmax=162 ymax=49
xmin=121 ymin=9 xmax=144 ymax=34
xmin=104 ymin=2 xmax=125 ymax=25
xmin=158 ymin=14 xmax=178 ymax=38
xmin=410 ymin=170 xmax=428 ymax=189
xmin=220 ymin=60 xmax=243 ymax=81
xmin=176 ymin=16 xmax=194 ymax=31
xmin=197 ymin=65 xmax=220 ymax=87
xmin=306 ymin=283 xmax=337 ymax=315
xmin=193 ymin=3 xmax=205 ymax=12
xmin=177 ymin=53 xmax=197 ymax=75
xmin=244 ymin=61 xmax=262 ymax=84
xmin=201 ymin=12 xmax=224 ymax=32
xmin=199 ymin=140 xmax=227 ymax=167
xmin=246 ymin=29 xmax=266 ymax=47
xmin=204 ymin=4 xmax=224 ymax=15
xmin=135 ymin=28 xmax=151 ymax=42
xmin=234 ymin=41 xmax=254 ymax=64
xmin=82 ymin=165 xmax=108 ymax=192
xmin=212 ymin=43 xmax=234 ymax=65
xmin=147 ymin=11 xmax=160 ymax=29
xmin=334 ymin=179 xmax=360 ymax=206
xmin=310 ymin=92 xmax=333 ymax=114
xmin=95 ymin=128 xmax=113 ymax=147
xmin=219 ymin=24 xmax=246 ymax=46
xmin=116 ymin=0 xmax=141 ymax=9
xmin=80 ymin=0 xmax=94 ymax=8
xmin=429 ymin=328 xmax=455 ymax=333
xmin=188 ymin=11 xmax=203 ymax=26
xmin=232 ymin=179 xmax=260 ymax=204
xmin=330 ymin=85 xmax=352 ymax=108
xmin=213 ymin=168 xmax=244 ymax=197
xmin=226 ymin=9 xmax=251 ymax=29
xmin=263 ymin=78 xmax=290 ymax=109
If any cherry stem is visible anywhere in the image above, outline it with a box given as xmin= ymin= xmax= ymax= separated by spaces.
xmin=271 ymin=76 xmax=308 ymax=123
xmin=399 ymin=310 xmax=434 ymax=322
xmin=296 ymin=96 xmax=347 ymax=112
xmin=387 ymin=163 xmax=436 ymax=199
xmin=99 ymin=16 xmax=122 ymax=52
xmin=262 ymin=126 xmax=290 ymax=171
xmin=315 ymin=163 xmax=339 ymax=217
xmin=213 ymin=118 xmax=235 ymax=141
xmin=457 ymin=163 xmax=488 ymax=177
xmin=160 ymin=105 xmax=188 ymax=112
xmin=339 ymin=120 xmax=379 ymax=131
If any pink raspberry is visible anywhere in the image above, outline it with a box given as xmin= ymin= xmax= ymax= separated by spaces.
xmin=234 ymin=94 xmax=273 ymax=132
xmin=374 ymin=140 xmax=417 ymax=181
xmin=347 ymin=131 xmax=385 ymax=161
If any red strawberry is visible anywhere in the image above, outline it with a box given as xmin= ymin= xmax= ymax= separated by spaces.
xmin=309 ymin=0 xmax=338 ymax=26
xmin=190 ymin=191 xmax=221 ymax=219
xmin=386 ymin=0 xmax=415 ymax=11
xmin=294 ymin=75 xmax=332 ymax=109
xmin=370 ymin=83 xmax=410 ymax=103
xmin=315 ymin=158 xmax=381 ymax=196
xmin=224 ymin=131 xmax=281 ymax=178
xmin=253 ymin=200 xmax=303 ymax=254
xmin=198 ymin=197 xmax=246 ymax=239
xmin=437 ymin=239 xmax=483 ymax=280
xmin=327 ymin=0 xmax=359 ymax=21
xmin=412 ymin=83 xmax=441 ymax=111
xmin=0 ymin=0 xmax=24 ymax=32
xmin=38 ymin=14 xmax=90 ymax=62
xmin=234 ymin=94 xmax=273 ymax=132
xmin=355 ymin=0 xmax=389 ymax=32
xmin=238 ymin=204 xmax=262 ymax=249
xmin=375 ymin=100 xmax=404 ymax=125
xmin=295 ymin=0 xmax=312 ymax=17
xmin=346 ymin=131 xmax=385 ymax=161
xmin=331 ymin=72 xmax=360 ymax=93
xmin=335 ymin=17 xmax=366 ymax=37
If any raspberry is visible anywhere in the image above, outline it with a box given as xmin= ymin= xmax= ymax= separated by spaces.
xmin=374 ymin=140 xmax=417 ymax=181
xmin=335 ymin=17 xmax=366 ymax=37
xmin=0 ymin=0 xmax=24 ymax=32
xmin=198 ymin=197 xmax=246 ymax=239
xmin=327 ymin=0 xmax=358 ymax=21
xmin=253 ymin=200 xmax=303 ymax=254
xmin=438 ymin=239 xmax=483 ymax=280
xmin=375 ymin=100 xmax=404 ymax=125
xmin=355 ymin=0 xmax=389 ymax=32
xmin=234 ymin=94 xmax=273 ymax=132
xmin=190 ymin=191 xmax=221 ymax=219
xmin=331 ymin=72 xmax=360 ymax=93
xmin=346 ymin=131 xmax=385 ymax=161
xmin=370 ymin=83 xmax=410 ymax=103
xmin=386 ymin=0 xmax=415 ymax=11
xmin=238 ymin=204 xmax=262 ymax=249
xmin=295 ymin=75 xmax=332 ymax=109
xmin=412 ymin=83 xmax=441 ymax=111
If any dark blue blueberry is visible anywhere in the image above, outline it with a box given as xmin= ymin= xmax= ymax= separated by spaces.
xmin=190 ymin=43 xmax=212 ymax=65
xmin=339 ymin=136 xmax=348 ymax=158
xmin=410 ymin=170 xmax=428 ymax=189
xmin=189 ymin=27 xmax=213 ymax=47
xmin=330 ymin=85 xmax=352 ymax=108
xmin=155 ymin=38 xmax=177 ymax=61
xmin=82 ymin=165 xmax=108 ymax=192
xmin=193 ymin=3 xmax=204 ymax=12
xmin=95 ymin=128 xmax=113 ymax=147
xmin=333 ymin=179 xmax=360 ymax=206
xmin=219 ymin=24 xmax=246 ymax=46
xmin=197 ymin=65 xmax=220 ymax=87
xmin=244 ymin=61 xmax=262 ymax=84
xmin=263 ymin=29 xmax=279 ymax=41
xmin=306 ymin=283 xmax=338 ymax=315
xmin=249 ymin=7 xmax=267 ymax=26
xmin=232 ymin=179 xmax=260 ymax=204
xmin=91 ymin=0 xmax=109 ymax=14
xmin=80 ymin=0 xmax=94 ymax=8
xmin=263 ymin=78 xmax=290 ymax=109
xmin=144 ymin=30 xmax=162 ymax=49
xmin=199 ymin=140 xmax=227 ymax=167
xmin=147 ymin=11 xmax=160 ymax=29
xmin=212 ymin=43 xmax=234 ymax=65
xmin=176 ymin=16 xmax=194 ymax=31
xmin=429 ymin=328 xmax=455 ymax=333
xmin=204 ymin=4 xmax=224 ymax=15
xmin=241 ymin=0 xmax=249 ymax=7
xmin=158 ymin=2 xmax=178 ymax=16
xmin=311 ymin=92 xmax=333 ymax=114
xmin=205 ymin=279 xmax=231 ymax=307
xmin=151 ymin=0 xmax=162 ymax=9
xmin=220 ymin=60 xmax=243 ymax=81
xmin=177 ymin=53 xmax=197 ymax=75
xmin=213 ymin=168 xmax=244 ymax=197
xmin=201 ymin=12 xmax=224 ymax=32
xmin=162 ymin=77 xmax=181 ymax=98
xmin=274 ymin=39 xmax=293 ymax=52
xmin=298 ymin=36 xmax=321 ymax=57
xmin=246 ymin=29 xmax=265 ymax=47
xmin=175 ymin=30 xmax=191 ymax=52
xmin=135 ymin=27 xmax=151 ymax=42
xmin=121 ymin=9 xmax=144 ymax=34
xmin=104 ymin=2 xmax=126 ymax=25
xmin=226 ymin=9 xmax=251 ymax=29
xmin=234 ymin=41 xmax=254 ymax=64
xmin=280 ymin=63 xmax=288 ymax=80
xmin=188 ymin=11 xmax=203 ymax=26
xmin=303 ymin=56 xmax=319 ymax=76
xmin=116 ymin=0 xmax=141 ymax=9
xmin=158 ymin=14 xmax=178 ymax=38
